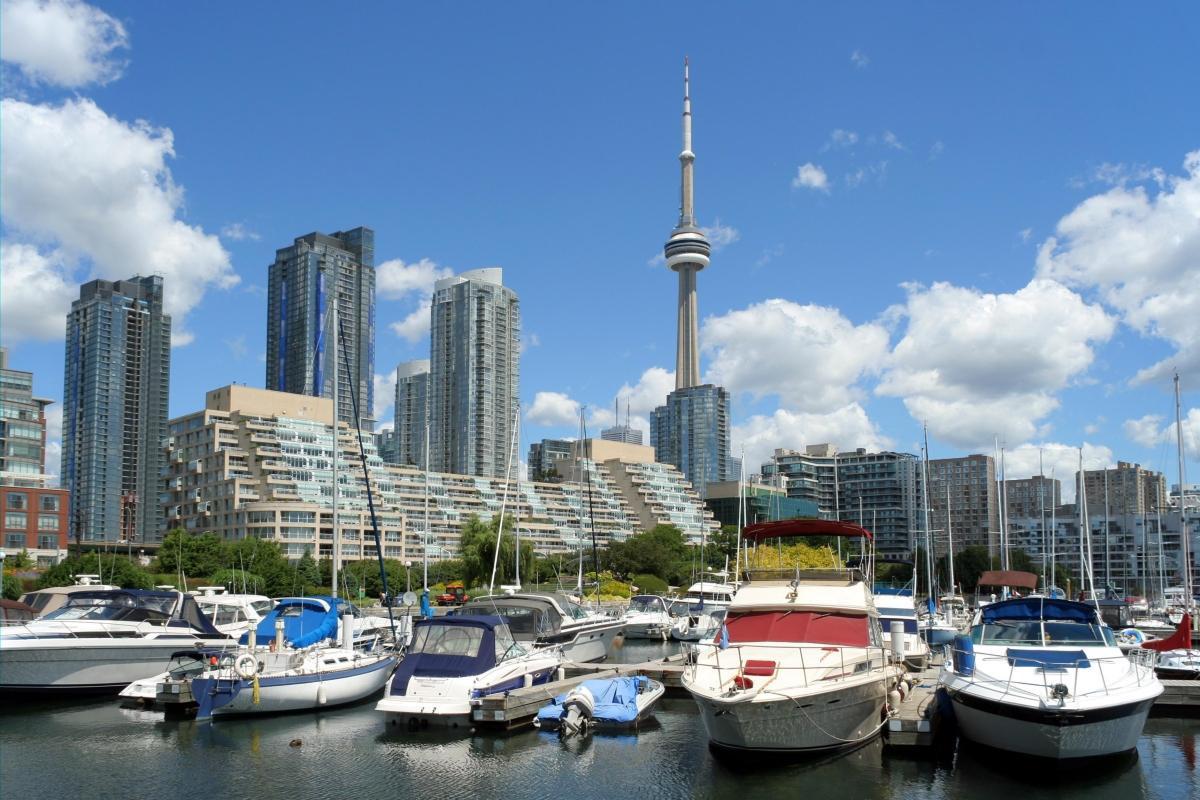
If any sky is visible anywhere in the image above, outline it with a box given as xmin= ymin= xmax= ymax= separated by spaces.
xmin=1 ymin=1 xmax=1198 ymax=498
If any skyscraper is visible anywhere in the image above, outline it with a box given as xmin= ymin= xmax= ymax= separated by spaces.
xmin=428 ymin=269 xmax=520 ymax=478
xmin=265 ymin=228 xmax=375 ymax=429
xmin=650 ymin=60 xmax=730 ymax=495
xmin=393 ymin=359 xmax=430 ymax=467
xmin=62 ymin=276 xmax=170 ymax=544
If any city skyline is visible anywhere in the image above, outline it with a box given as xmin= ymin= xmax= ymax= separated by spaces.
xmin=1 ymin=2 xmax=1198 ymax=499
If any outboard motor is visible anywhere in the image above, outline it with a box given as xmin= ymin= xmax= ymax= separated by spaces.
xmin=559 ymin=684 xmax=596 ymax=738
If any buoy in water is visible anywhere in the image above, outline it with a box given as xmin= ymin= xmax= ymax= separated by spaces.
xmin=289 ymin=739 xmax=302 ymax=748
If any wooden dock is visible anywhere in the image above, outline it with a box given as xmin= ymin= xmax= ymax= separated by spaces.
xmin=1156 ymin=679 xmax=1200 ymax=714
xmin=885 ymin=665 xmax=943 ymax=749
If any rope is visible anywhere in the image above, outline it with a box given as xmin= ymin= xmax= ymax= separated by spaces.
xmin=744 ymin=674 xmax=895 ymax=745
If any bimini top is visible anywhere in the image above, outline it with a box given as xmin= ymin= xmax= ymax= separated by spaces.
xmin=242 ymin=595 xmax=346 ymax=649
xmin=742 ymin=519 xmax=872 ymax=542
xmin=976 ymin=570 xmax=1039 ymax=590
xmin=980 ymin=597 xmax=1098 ymax=624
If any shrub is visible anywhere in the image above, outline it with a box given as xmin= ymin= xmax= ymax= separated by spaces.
xmin=3 ymin=574 xmax=23 ymax=601
xmin=631 ymin=573 xmax=668 ymax=595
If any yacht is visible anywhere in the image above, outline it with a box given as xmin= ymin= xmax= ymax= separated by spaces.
xmin=377 ymin=614 xmax=563 ymax=729
xmin=941 ymin=597 xmax=1162 ymax=759
xmin=622 ymin=595 xmax=673 ymax=640
xmin=0 ymin=589 xmax=229 ymax=693
xmin=683 ymin=519 xmax=902 ymax=754
xmin=873 ymin=588 xmax=931 ymax=670
xmin=192 ymin=589 xmax=275 ymax=638
xmin=17 ymin=575 xmax=119 ymax=617
xmin=670 ymin=578 xmax=735 ymax=642
xmin=456 ymin=592 xmax=624 ymax=663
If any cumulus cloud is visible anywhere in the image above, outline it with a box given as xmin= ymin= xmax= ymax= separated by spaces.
xmin=0 ymin=241 xmax=75 ymax=341
xmin=373 ymin=372 xmax=396 ymax=427
xmin=378 ymin=257 xmax=453 ymax=343
xmin=792 ymin=162 xmax=829 ymax=192
xmin=526 ymin=391 xmax=581 ymax=427
xmin=703 ymin=299 xmax=889 ymax=414
xmin=882 ymin=130 xmax=905 ymax=151
xmin=877 ymin=279 xmax=1115 ymax=448
xmin=615 ymin=367 xmax=676 ymax=417
xmin=823 ymin=129 xmax=859 ymax=150
xmin=1036 ymin=150 xmax=1200 ymax=383
xmin=700 ymin=219 xmax=740 ymax=250
xmin=44 ymin=404 xmax=63 ymax=484
xmin=734 ymin=403 xmax=893 ymax=476
xmin=1 ymin=98 xmax=238 ymax=344
xmin=0 ymin=0 xmax=128 ymax=87
xmin=999 ymin=443 xmax=1116 ymax=503
xmin=1124 ymin=410 xmax=1199 ymax=456
xmin=220 ymin=222 xmax=260 ymax=241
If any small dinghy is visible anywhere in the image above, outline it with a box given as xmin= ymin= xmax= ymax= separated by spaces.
xmin=533 ymin=675 xmax=665 ymax=736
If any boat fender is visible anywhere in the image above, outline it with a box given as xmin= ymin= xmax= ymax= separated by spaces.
xmin=235 ymin=653 xmax=259 ymax=679
xmin=888 ymin=689 xmax=902 ymax=708
xmin=317 ymin=684 xmax=327 ymax=705
xmin=896 ymin=681 xmax=907 ymax=701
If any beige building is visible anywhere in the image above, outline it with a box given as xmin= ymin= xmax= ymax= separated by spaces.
xmin=926 ymin=455 xmax=998 ymax=553
xmin=1079 ymin=462 xmax=1168 ymax=518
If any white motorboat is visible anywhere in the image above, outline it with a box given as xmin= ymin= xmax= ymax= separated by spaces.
xmin=623 ymin=595 xmax=673 ymax=640
xmin=684 ymin=519 xmax=902 ymax=755
xmin=0 ymin=589 xmax=230 ymax=694
xmin=941 ymin=597 xmax=1162 ymax=760
xmin=457 ymin=592 xmax=624 ymax=663
xmin=873 ymin=589 xmax=931 ymax=670
xmin=17 ymin=575 xmax=119 ymax=617
xmin=670 ymin=579 xmax=735 ymax=642
xmin=192 ymin=589 xmax=275 ymax=638
xmin=377 ymin=614 xmax=563 ymax=729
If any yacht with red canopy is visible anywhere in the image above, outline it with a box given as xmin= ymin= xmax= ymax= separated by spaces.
xmin=682 ymin=519 xmax=903 ymax=755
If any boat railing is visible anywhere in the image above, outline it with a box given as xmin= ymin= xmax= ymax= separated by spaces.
xmin=684 ymin=639 xmax=891 ymax=694
xmin=0 ymin=618 xmax=166 ymax=639
xmin=744 ymin=567 xmax=864 ymax=585
xmin=957 ymin=649 xmax=1158 ymax=703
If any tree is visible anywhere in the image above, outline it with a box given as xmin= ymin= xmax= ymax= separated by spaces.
xmin=952 ymin=546 xmax=996 ymax=592
xmin=456 ymin=514 xmax=532 ymax=590
xmin=37 ymin=554 xmax=154 ymax=590
xmin=295 ymin=551 xmax=322 ymax=594
xmin=155 ymin=530 xmax=227 ymax=578
xmin=8 ymin=549 xmax=33 ymax=570
xmin=605 ymin=524 xmax=689 ymax=583
xmin=3 ymin=574 xmax=23 ymax=600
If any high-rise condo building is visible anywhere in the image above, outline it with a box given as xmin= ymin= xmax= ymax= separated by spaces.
xmin=1078 ymin=461 xmax=1168 ymax=518
xmin=926 ymin=455 xmax=999 ymax=553
xmin=393 ymin=359 xmax=430 ymax=467
xmin=428 ymin=269 xmax=519 ymax=478
xmin=265 ymin=228 xmax=375 ymax=430
xmin=62 ymin=276 xmax=170 ymax=544
xmin=529 ymin=439 xmax=572 ymax=482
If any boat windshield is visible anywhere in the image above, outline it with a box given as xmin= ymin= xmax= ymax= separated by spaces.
xmin=410 ymin=624 xmax=485 ymax=658
xmin=493 ymin=624 xmax=528 ymax=663
xmin=559 ymin=598 xmax=589 ymax=620
xmin=973 ymin=620 xmax=1115 ymax=646
xmin=628 ymin=597 xmax=663 ymax=614
xmin=44 ymin=595 xmax=175 ymax=622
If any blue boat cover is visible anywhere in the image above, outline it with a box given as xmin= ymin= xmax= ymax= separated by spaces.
xmin=980 ymin=598 xmax=1096 ymax=624
xmin=1006 ymin=648 xmax=1091 ymax=669
xmin=240 ymin=595 xmax=345 ymax=648
xmin=389 ymin=615 xmax=503 ymax=696
xmin=951 ymin=634 xmax=975 ymax=676
xmin=536 ymin=676 xmax=647 ymax=726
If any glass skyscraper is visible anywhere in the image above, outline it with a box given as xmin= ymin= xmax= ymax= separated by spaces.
xmin=62 ymin=276 xmax=170 ymax=544
xmin=650 ymin=384 xmax=730 ymax=498
xmin=428 ymin=269 xmax=520 ymax=478
xmin=265 ymin=228 xmax=375 ymax=430
xmin=393 ymin=359 xmax=430 ymax=467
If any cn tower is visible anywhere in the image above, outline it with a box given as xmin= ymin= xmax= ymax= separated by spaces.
xmin=663 ymin=57 xmax=711 ymax=391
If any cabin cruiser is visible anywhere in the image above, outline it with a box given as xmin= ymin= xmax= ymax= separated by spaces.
xmin=623 ymin=595 xmax=673 ymax=640
xmin=684 ymin=519 xmax=902 ymax=754
xmin=18 ymin=575 xmax=119 ymax=617
xmin=187 ymin=596 xmax=397 ymax=719
xmin=873 ymin=588 xmax=931 ymax=670
xmin=670 ymin=579 xmax=735 ymax=642
xmin=0 ymin=589 xmax=229 ymax=693
xmin=941 ymin=597 xmax=1162 ymax=759
xmin=192 ymin=590 xmax=275 ymax=638
xmin=455 ymin=592 xmax=623 ymax=663
xmin=377 ymin=615 xmax=563 ymax=729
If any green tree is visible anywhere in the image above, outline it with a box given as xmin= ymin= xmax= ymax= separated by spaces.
xmin=952 ymin=546 xmax=997 ymax=592
xmin=456 ymin=514 xmax=533 ymax=590
xmin=208 ymin=568 xmax=267 ymax=594
xmin=155 ymin=530 xmax=227 ymax=578
xmin=3 ymin=574 xmax=23 ymax=600
xmin=9 ymin=549 xmax=33 ymax=570
xmin=37 ymin=554 xmax=154 ymax=590
xmin=295 ymin=551 xmax=322 ymax=593
xmin=605 ymin=524 xmax=689 ymax=583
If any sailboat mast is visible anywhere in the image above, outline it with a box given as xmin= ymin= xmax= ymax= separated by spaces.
xmin=921 ymin=424 xmax=934 ymax=605
xmin=1039 ymin=449 xmax=1046 ymax=588
xmin=1175 ymin=371 xmax=1192 ymax=609
xmin=946 ymin=483 xmax=955 ymax=596
xmin=999 ymin=444 xmax=1009 ymax=571
xmin=423 ymin=422 xmax=430 ymax=591
xmin=331 ymin=301 xmax=340 ymax=599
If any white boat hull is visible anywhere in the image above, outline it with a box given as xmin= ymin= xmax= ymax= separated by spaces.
xmin=691 ymin=676 xmax=888 ymax=753
xmin=194 ymin=655 xmax=396 ymax=718
xmin=0 ymin=637 xmax=213 ymax=693
xmin=623 ymin=618 xmax=670 ymax=640
xmin=949 ymin=689 xmax=1155 ymax=759
xmin=555 ymin=622 xmax=623 ymax=663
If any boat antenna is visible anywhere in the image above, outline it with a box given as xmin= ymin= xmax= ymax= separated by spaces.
xmin=336 ymin=313 xmax=398 ymax=644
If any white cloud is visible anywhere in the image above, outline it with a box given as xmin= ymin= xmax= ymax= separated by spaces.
xmin=526 ymin=391 xmax=581 ymax=427
xmin=1018 ymin=227 xmax=1033 ymax=243
xmin=615 ymin=366 xmax=676 ymax=417
xmin=703 ymin=299 xmax=889 ymax=414
xmin=882 ymin=130 xmax=905 ymax=150
xmin=373 ymin=372 xmax=396 ymax=427
xmin=389 ymin=302 xmax=431 ymax=343
xmin=845 ymin=160 xmax=888 ymax=188
xmin=734 ymin=403 xmax=893 ymax=476
xmin=850 ymin=49 xmax=870 ymax=69
xmin=220 ymin=222 xmax=260 ymax=242
xmin=700 ymin=219 xmax=739 ymax=250
xmin=1036 ymin=150 xmax=1200 ymax=384
xmin=0 ymin=98 xmax=238 ymax=343
xmin=0 ymin=0 xmax=128 ymax=87
xmin=1001 ymin=442 xmax=1115 ymax=503
xmin=824 ymin=129 xmax=859 ymax=150
xmin=0 ymin=241 xmax=75 ymax=341
xmin=877 ymin=279 xmax=1115 ymax=448
xmin=792 ymin=162 xmax=830 ymax=192
xmin=1124 ymin=410 xmax=1199 ymax=457
xmin=376 ymin=257 xmax=452 ymax=300
xmin=44 ymin=404 xmax=63 ymax=484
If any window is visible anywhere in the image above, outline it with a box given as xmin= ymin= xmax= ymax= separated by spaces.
xmin=40 ymin=495 xmax=60 ymax=512
xmin=37 ymin=515 xmax=59 ymax=531
xmin=38 ymin=535 xmax=57 ymax=550
xmin=410 ymin=623 xmax=484 ymax=657
xmin=6 ymin=493 xmax=27 ymax=510
xmin=5 ymin=533 xmax=25 ymax=549
xmin=4 ymin=512 xmax=27 ymax=530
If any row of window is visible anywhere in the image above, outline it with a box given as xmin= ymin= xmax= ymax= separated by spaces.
xmin=5 ymin=493 xmax=61 ymax=511
xmin=4 ymin=533 xmax=59 ymax=550
xmin=4 ymin=512 xmax=61 ymax=531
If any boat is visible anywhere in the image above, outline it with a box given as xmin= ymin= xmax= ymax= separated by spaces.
xmin=683 ymin=519 xmax=903 ymax=755
xmin=17 ymin=575 xmax=120 ymax=617
xmin=670 ymin=577 xmax=735 ymax=642
xmin=941 ymin=597 xmax=1162 ymax=759
xmin=377 ymin=614 xmax=563 ymax=729
xmin=117 ymin=645 xmax=237 ymax=708
xmin=0 ymin=589 xmax=229 ymax=694
xmin=1142 ymin=612 xmax=1200 ymax=679
xmin=184 ymin=594 xmax=397 ymax=719
xmin=873 ymin=587 xmax=931 ymax=670
xmin=622 ymin=595 xmax=672 ymax=640
xmin=455 ymin=592 xmax=624 ymax=663
xmin=192 ymin=589 xmax=275 ymax=638
xmin=534 ymin=675 xmax=665 ymax=735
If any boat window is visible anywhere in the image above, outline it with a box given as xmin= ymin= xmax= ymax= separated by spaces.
xmin=493 ymin=624 xmax=527 ymax=662
xmin=628 ymin=597 xmax=663 ymax=614
xmin=410 ymin=624 xmax=484 ymax=658
xmin=975 ymin=621 xmax=1043 ymax=645
xmin=724 ymin=611 xmax=869 ymax=647
xmin=486 ymin=605 xmax=551 ymax=636
xmin=559 ymin=599 xmax=588 ymax=620
xmin=20 ymin=592 xmax=53 ymax=612
xmin=251 ymin=601 xmax=275 ymax=617
xmin=1042 ymin=622 xmax=1109 ymax=645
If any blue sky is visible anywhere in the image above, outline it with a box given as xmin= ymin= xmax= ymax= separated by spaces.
xmin=1 ymin=1 xmax=1197 ymax=494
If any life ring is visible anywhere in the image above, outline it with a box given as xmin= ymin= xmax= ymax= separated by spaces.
xmin=235 ymin=653 xmax=259 ymax=679
xmin=1117 ymin=628 xmax=1145 ymax=646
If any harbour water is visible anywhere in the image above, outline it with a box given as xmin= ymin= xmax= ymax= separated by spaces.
xmin=2 ymin=641 xmax=1196 ymax=800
